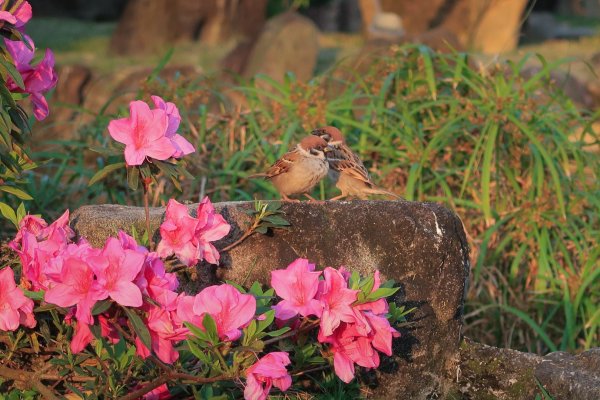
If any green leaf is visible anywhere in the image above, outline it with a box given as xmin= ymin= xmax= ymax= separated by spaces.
xmin=202 ymin=313 xmax=219 ymax=345
xmin=0 ymin=56 xmax=25 ymax=90
xmin=255 ymin=225 xmax=268 ymax=234
xmin=367 ymin=287 xmax=400 ymax=300
xmin=256 ymin=310 xmax=275 ymax=333
xmin=184 ymin=321 xmax=210 ymax=343
xmin=265 ymin=327 xmax=290 ymax=337
xmin=261 ymin=215 xmax=290 ymax=226
xmin=0 ymin=185 xmax=33 ymax=200
xmin=92 ymin=300 xmax=113 ymax=316
xmin=88 ymin=162 xmax=126 ymax=187
xmin=122 ymin=307 xmax=152 ymax=351
xmin=16 ymin=202 xmax=25 ymax=223
xmin=0 ymin=201 xmax=17 ymax=226
xmin=127 ymin=166 xmax=139 ymax=191
xmin=23 ymin=289 xmax=44 ymax=301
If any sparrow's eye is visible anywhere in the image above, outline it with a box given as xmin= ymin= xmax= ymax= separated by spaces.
xmin=310 ymin=148 xmax=323 ymax=156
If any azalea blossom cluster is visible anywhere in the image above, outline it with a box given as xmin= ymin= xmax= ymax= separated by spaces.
xmin=4 ymin=209 xmax=400 ymax=399
xmin=108 ymin=96 xmax=195 ymax=166
xmin=157 ymin=197 xmax=230 ymax=266
xmin=271 ymin=259 xmax=400 ymax=382
xmin=1 ymin=0 xmax=58 ymax=120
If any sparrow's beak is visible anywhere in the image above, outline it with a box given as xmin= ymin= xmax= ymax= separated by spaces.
xmin=324 ymin=145 xmax=333 ymax=153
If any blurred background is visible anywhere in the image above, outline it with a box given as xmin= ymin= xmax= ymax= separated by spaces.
xmin=4 ymin=0 xmax=599 ymax=356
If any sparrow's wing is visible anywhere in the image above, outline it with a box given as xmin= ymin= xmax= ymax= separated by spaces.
xmin=328 ymin=145 xmax=373 ymax=185
xmin=264 ymin=149 xmax=300 ymax=179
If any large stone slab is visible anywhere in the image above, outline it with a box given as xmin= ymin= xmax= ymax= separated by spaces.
xmin=71 ymin=200 xmax=469 ymax=398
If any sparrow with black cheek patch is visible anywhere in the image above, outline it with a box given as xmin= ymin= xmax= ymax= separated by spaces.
xmin=311 ymin=126 xmax=401 ymax=201
xmin=252 ymin=136 xmax=331 ymax=201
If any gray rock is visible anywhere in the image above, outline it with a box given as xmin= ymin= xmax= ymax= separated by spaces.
xmin=71 ymin=199 xmax=469 ymax=399
xmin=535 ymin=349 xmax=600 ymax=400
xmin=456 ymin=339 xmax=600 ymax=400
xmin=242 ymin=12 xmax=319 ymax=82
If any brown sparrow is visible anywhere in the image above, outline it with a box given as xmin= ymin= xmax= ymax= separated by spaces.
xmin=253 ymin=136 xmax=330 ymax=201
xmin=311 ymin=126 xmax=400 ymax=201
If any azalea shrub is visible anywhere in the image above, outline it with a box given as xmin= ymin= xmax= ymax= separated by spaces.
xmin=0 ymin=0 xmax=57 ymax=223
xmin=1 ymin=207 xmax=408 ymax=399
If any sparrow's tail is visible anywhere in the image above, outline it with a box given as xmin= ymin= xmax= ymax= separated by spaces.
xmin=363 ymin=187 xmax=403 ymax=200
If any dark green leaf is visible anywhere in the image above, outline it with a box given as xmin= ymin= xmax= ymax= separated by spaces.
xmin=88 ymin=162 xmax=126 ymax=186
xmin=92 ymin=300 xmax=113 ymax=316
xmin=122 ymin=307 xmax=151 ymax=351
xmin=265 ymin=327 xmax=290 ymax=337
xmin=0 ymin=56 xmax=25 ymax=89
xmin=202 ymin=313 xmax=219 ymax=345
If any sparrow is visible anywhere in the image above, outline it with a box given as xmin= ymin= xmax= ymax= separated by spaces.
xmin=311 ymin=126 xmax=401 ymax=201
xmin=252 ymin=136 xmax=331 ymax=201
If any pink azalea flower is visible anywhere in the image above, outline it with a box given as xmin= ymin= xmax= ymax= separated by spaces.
xmin=143 ymin=383 xmax=171 ymax=400
xmin=151 ymin=95 xmax=195 ymax=158
xmin=0 ymin=267 xmax=36 ymax=331
xmin=4 ymin=34 xmax=57 ymax=120
xmin=244 ymin=352 xmax=292 ymax=400
xmin=144 ymin=306 xmax=183 ymax=364
xmin=271 ymin=258 xmax=322 ymax=320
xmin=364 ymin=312 xmax=399 ymax=356
xmin=194 ymin=196 xmax=230 ymax=265
xmin=156 ymin=199 xmax=198 ymax=266
xmin=44 ymin=255 xmax=105 ymax=324
xmin=0 ymin=0 xmax=31 ymax=28
xmin=317 ymin=267 xmax=359 ymax=337
xmin=99 ymin=315 xmax=120 ymax=344
xmin=191 ymin=284 xmax=256 ymax=341
xmin=108 ymin=100 xmax=175 ymax=165
xmin=157 ymin=197 xmax=230 ymax=266
xmin=89 ymin=237 xmax=146 ymax=308
xmin=70 ymin=320 xmax=94 ymax=354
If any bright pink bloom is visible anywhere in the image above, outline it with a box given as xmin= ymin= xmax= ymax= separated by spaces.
xmin=244 ymin=352 xmax=292 ymax=400
xmin=144 ymin=306 xmax=183 ymax=364
xmin=70 ymin=320 xmax=94 ymax=354
xmin=151 ymin=95 xmax=195 ymax=158
xmin=364 ymin=312 xmax=399 ymax=356
xmin=0 ymin=267 xmax=36 ymax=331
xmin=157 ymin=199 xmax=198 ymax=266
xmin=191 ymin=284 xmax=256 ymax=341
xmin=318 ymin=312 xmax=399 ymax=383
xmin=44 ymin=255 xmax=105 ymax=324
xmin=143 ymin=383 xmax=171 ymax=400
xmin=317 ymin=267 xmax=358 ymax=337
xmin=194 ymin=196 xmax=230 ymax=265
xmin=89 ymin=237 xmax=146 ymax=307
xmin=0 ymin=1 xmax=31 ymax=28
xmin=4 ymin=34 xmax=57 ymax=120
xmin=108 ymin=100 xmax=175 ymax=165
xmin=271 ymin=258 xmax=322 ymax=320
xmin=157 ymin=197 xmax=230 ymax=266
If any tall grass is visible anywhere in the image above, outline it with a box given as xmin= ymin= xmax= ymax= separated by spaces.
xmin=15 ymin=45 xmax=600 ymax=354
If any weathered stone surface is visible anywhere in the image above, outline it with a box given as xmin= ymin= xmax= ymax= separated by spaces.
xmin=456 ymin=338 xmax=543 ymax=399
xmin=535 ymin=349 xmax=600 ymax=400
xmin=71 ymin=200 xmax=469 ymax=399
xmin=242 ymin=12 xmax=319 ymax=82
xmin=456 ymin=339 xmax=600 ymax=400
